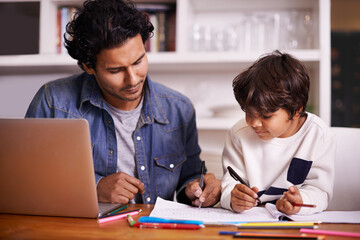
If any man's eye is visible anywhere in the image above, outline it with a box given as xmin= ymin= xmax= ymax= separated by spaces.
xmin=134 ymin=59 xmax=142 ymax=65
xmin=263 ymin=115 xmax=272 ymax=119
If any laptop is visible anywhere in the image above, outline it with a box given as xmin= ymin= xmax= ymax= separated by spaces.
xmin=0 ymin=118 xmax=121 ymax=218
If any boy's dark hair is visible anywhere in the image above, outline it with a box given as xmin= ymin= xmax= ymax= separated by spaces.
xmin=232 ymin=50 xmax=310 ymax=120
xmin=65 ymin=0 xmax=154 ymax=70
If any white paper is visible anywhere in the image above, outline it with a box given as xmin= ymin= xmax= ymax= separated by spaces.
xmin=150 ymin=197 xmax=278 ymax=223
xmin=150 ymin=197 xmax=360 ymax=224
xmin=265 ymin=203 xmax=360 ymax=223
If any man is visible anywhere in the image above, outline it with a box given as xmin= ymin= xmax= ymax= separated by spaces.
xmin=25 ymin=0 xmax=221 ymax=207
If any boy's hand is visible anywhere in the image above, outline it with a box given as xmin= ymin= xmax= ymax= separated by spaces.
xmin=276 ymin=186 xmax=303 ymax=215
xmin=185 ymin=173 xmax=221 ymax=207
xmin=230 ymin=184 xmax=259 ymax=213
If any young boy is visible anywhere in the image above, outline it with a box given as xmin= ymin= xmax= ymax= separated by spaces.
xmin=220 ymin=51 xmax=335 ymax=215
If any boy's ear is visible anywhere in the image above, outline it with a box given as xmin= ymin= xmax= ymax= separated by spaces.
xmin=82 ymin=63 xmax=95 ymax=75
xmin=293 ymin=107 xmax=304 ymax=119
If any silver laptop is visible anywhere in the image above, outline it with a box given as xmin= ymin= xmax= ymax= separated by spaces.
xmin=0 ymin=118 xmax=121 ymax=218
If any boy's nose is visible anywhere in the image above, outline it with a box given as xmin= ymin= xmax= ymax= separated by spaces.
xmin=250 ymin=118 xmax=262 ymax=128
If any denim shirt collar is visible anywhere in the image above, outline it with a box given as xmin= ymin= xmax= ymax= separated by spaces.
xmin=79 ymin=73 xmax=169 ymax=125
xmin=141 ymin=75 xmax=169 ymax=125
xmin=79 ymin=73 xmax=104 ymax=112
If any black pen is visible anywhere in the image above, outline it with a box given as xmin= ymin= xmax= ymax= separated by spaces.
xmin=198 ymin=160 xmax=205 ymax=208
xmin=227 ymin=166 xmax=262 ymax=204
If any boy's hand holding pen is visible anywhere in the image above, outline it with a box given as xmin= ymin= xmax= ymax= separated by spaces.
xmin=228 ymin=166 xmax=262 ymax=203
xmin=227 ymin=166 xmax=262 ymax=213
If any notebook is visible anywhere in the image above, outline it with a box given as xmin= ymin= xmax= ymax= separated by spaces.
xmin=0 ymin=118 xmax=121 ymax=218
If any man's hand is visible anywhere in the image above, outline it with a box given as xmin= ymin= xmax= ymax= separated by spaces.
xmin=276 ymin=186 xmax=302 ymax=215
xmin=185 ymin=173 xmax=221 ymax=207
xmin=230 ymin=184 xmax=259 ymax=213
xmin=96 ymin=172 xmax=145 ymax=204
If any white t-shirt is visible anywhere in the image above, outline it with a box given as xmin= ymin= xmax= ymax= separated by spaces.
xmin=220 ymin=112 xmax=336 ymax=215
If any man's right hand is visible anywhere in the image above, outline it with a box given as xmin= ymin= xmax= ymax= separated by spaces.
xmin=96 ymin=172 xmax=145 ymax=204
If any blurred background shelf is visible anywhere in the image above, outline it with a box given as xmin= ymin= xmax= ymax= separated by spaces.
xmin=0 ymin=0 xmax=331 ymax=156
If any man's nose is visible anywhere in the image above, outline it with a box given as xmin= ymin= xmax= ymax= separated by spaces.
xmin=125 ymin=67 xmax=137 ymax=85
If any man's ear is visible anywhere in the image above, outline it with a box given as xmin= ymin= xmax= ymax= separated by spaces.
xmin=82 ymin=63 xmax=95 ymax=75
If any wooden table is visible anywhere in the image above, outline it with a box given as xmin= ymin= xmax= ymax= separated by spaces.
xmin=1 ymin=204 xmax=360 ymax=239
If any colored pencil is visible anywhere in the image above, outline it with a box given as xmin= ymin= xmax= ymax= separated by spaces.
xmin=108 ymin=205 xmax=128 ymax=215
xmin=233 ymin=232 xmax=325 ymax=239
xmin=98 ymin=209 xmax=142 ymax=224
xmin=98 ymin=208 xmax=141 ymax=219
xmin=237 ymin=222 xmax=316 ymax=227
xmin=237 ymin=225 xmax=317 ymax=229
xmin=301 ymin=228 xmax=360 ymax=238
xmin=293 ymin=203 xmax=317 ymax=208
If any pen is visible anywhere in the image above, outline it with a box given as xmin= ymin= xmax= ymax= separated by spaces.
xmin=293 ymin=203 xmax=317 ymax=208
xmin=98 ymin=209 xmax=142 ymax=224
xmin=138 ymin=216 xmax=203 ymax=225
xmin=198 ymin=160 xmax=205 ymax=208
xmin=227 ymin=166 xmax=262 ymax=204
xmin=133 ymin=222 xmax=203 ymax=230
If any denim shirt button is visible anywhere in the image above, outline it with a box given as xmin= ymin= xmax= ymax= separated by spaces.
xmin=141 ymin=165 xmax=145 ymax=171
xmin=146 ymin=197 xmax=151 ymax=202
xmin=107 ymin=120 xmax=111 ymax=125
xmin=169 ymin=163 xmax=174 ymax=169
xmin=136 ymin=136 xmax=141 ymax=141
xmin=109 ymin=150 xmax=113 ymax=155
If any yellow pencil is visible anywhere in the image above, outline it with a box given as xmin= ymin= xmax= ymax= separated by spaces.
xmin=238 ymin=222 xmax=316 ymax=227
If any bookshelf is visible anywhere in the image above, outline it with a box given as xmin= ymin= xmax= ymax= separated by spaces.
xmin=0 ymin=0 xmax=331 ymax=129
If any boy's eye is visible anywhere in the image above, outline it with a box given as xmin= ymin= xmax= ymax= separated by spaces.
xmin=262 ymin=115 xmax=272 ymax=119
xmin=109 ymin=69 xmax=121 ymax=74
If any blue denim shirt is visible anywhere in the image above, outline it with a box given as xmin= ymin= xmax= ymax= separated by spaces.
xmin=25 ymin=72 xmax=203 ymax=204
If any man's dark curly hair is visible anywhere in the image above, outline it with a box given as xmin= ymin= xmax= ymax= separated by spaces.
xmin=233 ymin=50 xmax=310 ymax=120
xmin=64 ymin=0 xmax=154 ymax=70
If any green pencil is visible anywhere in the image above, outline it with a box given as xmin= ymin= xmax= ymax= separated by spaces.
xmin=108 ymin=205 xmax=128 ymax=215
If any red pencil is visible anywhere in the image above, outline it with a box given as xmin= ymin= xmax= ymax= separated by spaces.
xmin=293 ymin=203 xmax=317 ymax=208
xmin=132 ymin=222 xmax=202 ymax=230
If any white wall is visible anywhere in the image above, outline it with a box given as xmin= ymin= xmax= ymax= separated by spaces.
xmin=0 ymin=69 xmax=80 ymax=118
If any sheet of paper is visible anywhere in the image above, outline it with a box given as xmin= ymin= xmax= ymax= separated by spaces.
xmin=265 ymin=203 xmax=360 ymax=223
xmin=150 ymin=197 xmax=278 ymax=223
xmin=150 ymin=197 xmax=360 ymax=224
